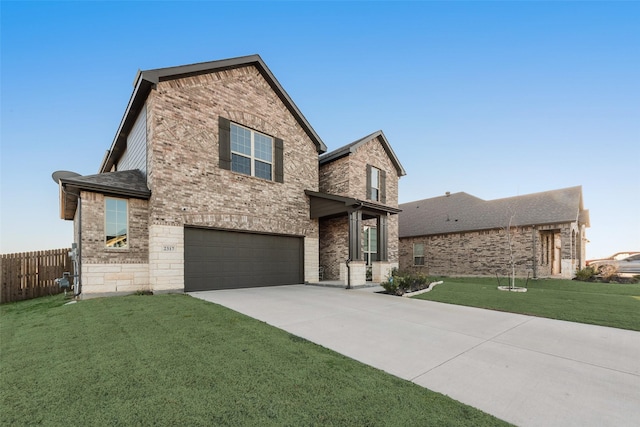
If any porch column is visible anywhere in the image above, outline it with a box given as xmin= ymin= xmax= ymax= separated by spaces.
xmin=348 ymin=209 xmax=363 ymax=261
xmin=376 ymin=213 xmax=388 ymax=261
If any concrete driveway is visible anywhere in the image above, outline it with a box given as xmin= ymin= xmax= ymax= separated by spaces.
xmin=190 ymin=284 xmax=640 ymax=427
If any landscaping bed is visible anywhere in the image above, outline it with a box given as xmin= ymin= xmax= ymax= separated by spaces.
xmin=379 ymin=270 xmax=435 ymax=296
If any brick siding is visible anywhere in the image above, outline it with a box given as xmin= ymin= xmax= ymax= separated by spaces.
xmin=79 ymin=191 xmax=149 ymax=265
xmin=318 ymin=136 xmax=401 ymax=280
xmin=399 ymin=223 xmax=579 ymax=278
xmin=319 ymin=217 xmax=349 ymax=280
xmin=146 ymin=65 xmax=319 ymax=240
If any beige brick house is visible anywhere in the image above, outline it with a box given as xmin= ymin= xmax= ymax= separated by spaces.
xmin=398 ymin=187 xmax=589 ymax=279
xmin=55 ymin=55 xmax=405 ymax=297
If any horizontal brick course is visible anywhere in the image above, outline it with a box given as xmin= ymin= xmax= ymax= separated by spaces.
xmin=399 ymin=222 xmax=584 ymax=278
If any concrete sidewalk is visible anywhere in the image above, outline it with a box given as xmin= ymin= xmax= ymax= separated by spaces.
xmin=190 ymin=284 xmax=640 ymax=427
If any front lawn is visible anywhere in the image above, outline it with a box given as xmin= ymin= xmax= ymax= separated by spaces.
xmin=414 ymin=277 xmax=640 ymax=331
xmin=0 ymin=294 xmax=509 ymax=426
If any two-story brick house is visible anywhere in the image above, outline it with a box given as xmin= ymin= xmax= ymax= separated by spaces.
xmin=56 ymin=55 xmax=405 ymax=297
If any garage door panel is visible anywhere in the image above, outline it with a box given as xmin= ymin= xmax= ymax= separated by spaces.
xmin=184 ymin=228 xmax=303 ymax=291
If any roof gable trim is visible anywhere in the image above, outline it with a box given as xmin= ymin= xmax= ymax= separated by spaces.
xmin=101 ymin=55 xmax=327 ymax=173
xmin=320 ymin=130 xmax=407 ymax=176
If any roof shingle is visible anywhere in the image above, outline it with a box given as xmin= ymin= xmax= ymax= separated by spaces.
xmin=60 ymin=170 xmax=151 ymax=199
xmin=399 ymin=186 xmax=588 ymax=237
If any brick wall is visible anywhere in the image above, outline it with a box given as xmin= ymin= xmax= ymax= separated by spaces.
xmin=319 ymin=217 xmax=349 ymax=280
xmin=317 ymin=136 xmax=401 ymax=280
xmin=319 ymin=138 xmax=399 ymax=280
xmin=77 ymin=191 xmax=150 ymax=294
xmin=348 ymin=137 xmax=399 ymax=206
xmin=319 ymin=136 xmax=400 ymax=207
xmin=146 ymin=65 xmax=319 ymax=238
xmin=319 ymin=156 xmax=350 ymax=195
xmin=348 ymin=137 xmax=400 ymax=264
xmin=141 ymin=65 xmax=321 ymax=289
xmin=79 ymin=191 xmax=149 ymax=265
xmin=399 ymin=223 xmax=577 ymax=278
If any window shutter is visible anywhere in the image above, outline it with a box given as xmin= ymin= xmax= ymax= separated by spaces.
xmin=218 ymin=117 xmax=231 ymax=170
xmin=274 ymin=138 xmax=284 ymax=183
xmin=380 ymin=170 xmax=386 ymax=204
xmin=366 ymin=164 xmax=372 ymax=200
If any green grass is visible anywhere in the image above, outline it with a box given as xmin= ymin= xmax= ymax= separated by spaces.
xmin=415 ymin=277 xmax=640 ymax=331
xmin=1 ymin=294 xmax=509 ymax=426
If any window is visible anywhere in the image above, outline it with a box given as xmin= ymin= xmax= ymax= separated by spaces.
xmin=231 ymin=123 xmax=273 ymax=180
xmin=363 ymin=226 xmax=377 ymax=265
xmin=371 ymin=168 xmax=380 ymax=201
xmin=219 ymin=117 xmax=284 ymax=182
xmin=105 ymin=198 xmax=128 ymax=248
xmin=366 ymin=165 xmax=386 ymax=202
xmin=413 ymin=243 xmax=425 ymax=266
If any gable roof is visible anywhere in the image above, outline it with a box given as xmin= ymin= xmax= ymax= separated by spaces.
xmin=399 ymin=186 xmax=588 ymax=238
xmin=320 ymin=130 xmax=407 ymax=176
xmin=59 ymin=170 xmax=150 ymax=220
xmin=100 ymin=54 xmax=327 ymax=173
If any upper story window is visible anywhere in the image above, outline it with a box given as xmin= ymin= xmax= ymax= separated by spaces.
xmin=370 ymin=167 xmax=380 ymax=201
xmin=231 ymin=123 xmax=273 ymax=180
xmin=366 ymin=165 xmax=386 ymax=203
xmin=105 ymin=198 xmax=128 ymax=248
xmin=219 ymin=117 xmax=284 ymax=182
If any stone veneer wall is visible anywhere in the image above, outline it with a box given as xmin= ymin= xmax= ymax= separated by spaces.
xmin=82 ymin=263 xmax=149 ymax=295
xmin=304 ymin=237 xmax=320 ymax=284
xmin=143 ymin=65 xmax=320 ymax=288
xmin=399 ymin=223 xmax=577 ymax=278
xmin=149 ymin=224 xmax=184 ymax=292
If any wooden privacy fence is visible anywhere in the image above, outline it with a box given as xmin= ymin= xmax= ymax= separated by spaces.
xmin=1 ymin=248 xmax=73 ymax=304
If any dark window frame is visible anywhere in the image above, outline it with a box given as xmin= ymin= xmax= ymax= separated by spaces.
xmin=366 ymin=164 xmax=386 ymax=203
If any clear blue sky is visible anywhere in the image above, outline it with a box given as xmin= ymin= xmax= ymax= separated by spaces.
xmin=1 ymin=1 xmax=638 ymax=259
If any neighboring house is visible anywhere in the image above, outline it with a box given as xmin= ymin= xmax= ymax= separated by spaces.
xmin=55 ymin=55 xmax=405 ymax=297
xmin=398 ymin=186 xmax=589 ymax=279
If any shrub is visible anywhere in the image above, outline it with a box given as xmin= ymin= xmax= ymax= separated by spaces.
xmin=574 ymin=266 xmax=596 ymax=282
xmin=381 ymin=268 xmax=400 ymax=295
xmin=381 ymin=270 xmax=431 ymax=295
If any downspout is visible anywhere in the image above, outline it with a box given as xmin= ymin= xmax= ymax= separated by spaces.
xmin=61 ymin=185 xmax=82 ymax=298
xmin=76 ymin=194 xmax=82 ymax=297
xmin=532 ymin=225 xmax=537 ymax=279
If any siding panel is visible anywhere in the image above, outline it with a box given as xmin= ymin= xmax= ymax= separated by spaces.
xmin=118 ymin=105 xmax=147 ymax=175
